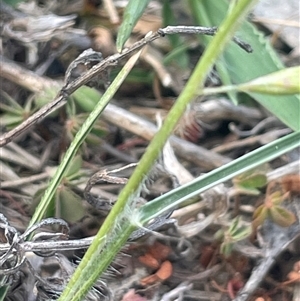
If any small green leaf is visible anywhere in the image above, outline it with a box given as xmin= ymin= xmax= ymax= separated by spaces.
xmin=233 ymin=167 xmax=267 ymax=195
xmin=56 ymin=186 xmax=85 ymax=223
xmin=35 ymin=85 xmax=61 ymax=109
xmin=64 ymin=155 xmax=83 ymax=180
xmin=238 ymin=67 xmax=300 ymax=95
xmin=0 ymin=114 xmax=24 ymax=128
xmin=231 ymin=224 xmax=252 ymax=241
xmin=220 ymin=242 xmax=234 ymax=257
xmin=116 ymin=0 xmax=152 ymax=52
xmin=0 ymin=91 xmax=23 ymax=111
xmin=269 ymin=191 xmax=286 ymax=206
xmin=228 ymin=216 xmax=241 ymax=233
xmin=253 ymin=205 xmax=269 ymax=229
xmin=236 ymin=174 xmax=267 ymax=189
xmin=73 ymin=86 xmax=102 ymax=112
xmin=269 ymin=206 xmax=296 ymax=227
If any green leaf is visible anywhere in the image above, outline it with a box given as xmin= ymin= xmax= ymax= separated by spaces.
xmin=228 ymin=216 xmax=241 ymax=234
xmin=189 ymin=0 xmax=300 ymax=131
xmin=0 ymin=286 xmax=9 ymax=301
xmin=64 ymin=155 xmax=83 ymax=181
xmin=219 ymin=217 xmax=251 ymax=256
xmin=73 ymin=86 xmax=102 ymax=112
xmin=2 ymin=0 xmax=23 ymax=7
xmin=0 ymin=91 xmax=23 ymax=111
xmin=233 ymin=167 xmax=268 ymax=194
xmin=231 ymin=225 xmax=252 ymax=241
xmin=220 ymin=242 xmax=234 ymax=257
xmin=116 ymin=0 xmax=152 ymax=52
xmin=269 ymin=206 xmax=297 ymax=227
xmin=238 ymin=66 xmax=300 ymax=95
xmin=234 ymin=173 xmax=267 ymax=189
xmin=0 ymin=114 xmax=24 ymax=128
xmin=35 ymin=85 xmax=61 ymax=109
xmin=252 ymin=205 xmax=268 ymax=229
xmin=139 ymin=131 xmax=300 ymax=224
xmin=56 ymin=186 xmax=85 ymax=223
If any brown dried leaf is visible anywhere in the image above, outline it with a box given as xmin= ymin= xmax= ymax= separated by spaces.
xmin=155 ymin=260 xmax=173 ymax=281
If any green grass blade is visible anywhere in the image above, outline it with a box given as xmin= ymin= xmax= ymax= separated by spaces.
xmin=139 ymin=131 xmax=300 ymax=223
xmin=58 ymin=1 xmax=258 ymax=300
xmin=190 ymin=0 xmax=300 ymax=131
xmin=0 ymin=286 xmax=8 ymax=301
xmin=28 ymin=50 xmax=142 ymax=228
xmin=116 ymin=0 xmax=151 ymax=52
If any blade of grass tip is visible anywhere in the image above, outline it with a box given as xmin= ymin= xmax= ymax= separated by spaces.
xmin=28 ymin=50 xmax=142 ymax=228
xmin=116 ymin=0 xmax=151 ymax=52
xmin=139 ymin=131 xmax=300 ymax=223
xmin=58 ymin=1 xmax=258 ymax=301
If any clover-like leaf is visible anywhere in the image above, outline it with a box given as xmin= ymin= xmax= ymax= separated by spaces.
xmin=252 ymin=182 xmax=294 ymax=229
xmin=269 ymin=206 xmax=296 ymax=228
xmin=217 ymin=217 xmax=251 ymax=257
xmin=233 ymin=167 xmax=268 ymax=195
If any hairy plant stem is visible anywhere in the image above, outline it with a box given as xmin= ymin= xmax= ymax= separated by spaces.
xmin=59 ymin=0 xmax=258 ymax=300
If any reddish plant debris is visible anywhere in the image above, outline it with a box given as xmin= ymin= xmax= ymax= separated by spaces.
xmin=140 ymin=273 xmax=160 ymax=286
xmin=281 ymin=174 xmax=300 ymax=195
xmin=139 ymin=242 xmax=173 ymax=286
xmin=199 ymin=244 xmax=218 ymax=268
xmin=140 ymin=260 xmax=173 ymax=286
xmin=227 ymin=272 xmax=244 ymax=299
xmin=148 ymin=241 xmax=171 ymax=262
xmin=138 ymin=253 xmax=160 ymax=269
xmin=155 ymin=260 xmax=173 ymax=281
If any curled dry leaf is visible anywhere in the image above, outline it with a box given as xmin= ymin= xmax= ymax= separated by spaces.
xmin=140 ymin=273 xmax=159 ymax=286
xmin=138 ymin=253 xmax=160 ymax=269
xmin=140 ymin=260 xmax=173 ymax=286
xmin=155 ymin=260 xmax=173 ymax=281
xmin=148 ymin=241 xmax=171 ymax=262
